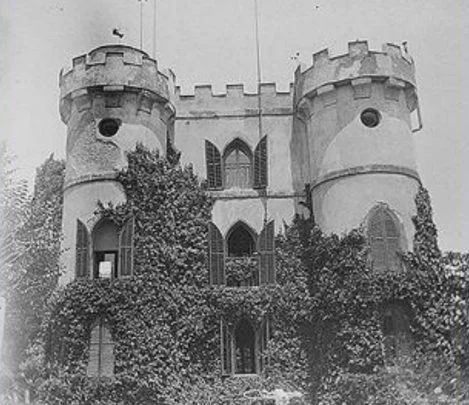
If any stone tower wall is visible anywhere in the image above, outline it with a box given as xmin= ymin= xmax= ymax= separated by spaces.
xmin=294 ymin=41 xmax=421 ymax=246
xmin=59 ymin=45 xmax=175 ymax=283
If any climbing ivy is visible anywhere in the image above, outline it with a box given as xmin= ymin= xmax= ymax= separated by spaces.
xmin=35 ymin=146 xmax=310 ymax=404
xmin=7 ymin=145 xmax=465 ymax=404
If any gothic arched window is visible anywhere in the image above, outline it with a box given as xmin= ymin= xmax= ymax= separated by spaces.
xmin=368 ymin=208 xmax=402 ymax=272
xmin=227 ymin=223 xmax=255 ymax=257
xmin=205 ymin=137 xmax=268 ymax=190
xmin=224 ymin=140 xmax=252 ymax=189
xmin=87 ymin=317 xmax=115 ymax=378
xmin=220 ymin=318 xmax=270 ymax=376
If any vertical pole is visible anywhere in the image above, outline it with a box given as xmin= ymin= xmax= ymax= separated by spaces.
xmin=153 ymin=0 xmax=157 ymax=57
xmin=139 ymin=0 xmax=144 ymax=50
xmin=254 ymin=0 xmax=263 ymax=135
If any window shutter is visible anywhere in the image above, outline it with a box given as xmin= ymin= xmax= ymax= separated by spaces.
xmin=205 ymin=140 xmax=222 ymax=189
xmin=253 ymin=136 xmax=268 ymax=189
xmin=76 ymin=220 xmax=89 ymax=278
xmin=257 ymin=220 xmax=275 ymax=285
xmin=119 ymin=217 xmax=134 ymax=277
xmin=208 ymin=222 xmax=225 ymax=285
xmin=220 ymin=319 xmax=233 ymax=375
xmin=368 ymin=209 xmax=402 ymax=272
xmin=259 ymin=317 xmax=271 ymax=372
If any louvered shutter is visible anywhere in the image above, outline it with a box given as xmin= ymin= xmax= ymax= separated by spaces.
xmin=76 ymin=220 xmax=89 ymax=278
xmin=259 ymin=318 xmax=271 ymax=372
xmin=253 ymin=136 xmax=268 ymax=189
xmin=257 ymin=220 xmax=275 ymax=285
xmin=369 ymin=209 xmax=402 ymax=272
xmin=208 ymin=222 xmax=225 ymax=285
xmin=205 ymin=140 xmax=222 ymax=189
xmin=220 ymin=319 xmax=233 ymax=375
xmin=119 ymin=217 xmax=134 ymax=277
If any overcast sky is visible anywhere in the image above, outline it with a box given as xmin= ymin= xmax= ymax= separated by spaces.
xmin=0 ymin=0 xmax=468 ymax=252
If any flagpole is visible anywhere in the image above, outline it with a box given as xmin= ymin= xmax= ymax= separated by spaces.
xmin=139 ymin=0 xmax=144 ymax=49
xmin=152 ymin=0 xmax=157 ymax=57
xmin=254 ymin=0 xmax=263 ymax=143
xmin=254 ymin=0 xmax=262 ymax=86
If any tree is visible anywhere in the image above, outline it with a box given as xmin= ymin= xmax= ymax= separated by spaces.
xmin=0 ymin=151 xmax=64 ymax=401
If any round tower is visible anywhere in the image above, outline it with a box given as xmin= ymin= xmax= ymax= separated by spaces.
xmin=59 ymin=45 xmax=175 ymax=283
xmin=294 ymin=41 xmax=421 ymax=248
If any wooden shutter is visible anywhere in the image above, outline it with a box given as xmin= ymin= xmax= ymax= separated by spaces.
xmin=369 ymin=209 xmax=401 ymax=272
xmin=257 ymin=220 xmax=275 ymax=285
xmin=87 ymin=318 xmax=115 ymax=378
xmin=205 ymin=140 xmax=222 ymax=189
xmin=220 ymin=319 xmax=233 ymax=375
xmin=259 ymin=317 xmax=271 ymax=372
xmin=208 ymin=222 xmax=225 ymax=285
xmin=253 ymin=136 xmax=268 ymax=189
xmin=76 ymin=219 xmax=89 ymax=278
xmin=119 ymin=217 xmax=134 ymax=277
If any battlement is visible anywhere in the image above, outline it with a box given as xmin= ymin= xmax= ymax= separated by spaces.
xmin=59 ymin=44 xmax=173 ymax=105
xmin=295 ymin=41 xmax=416 ymax=103
xmin=175 ymin=82 xmax=293 ymax=118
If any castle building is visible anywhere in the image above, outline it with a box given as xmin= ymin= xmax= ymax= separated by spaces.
xmin=59 ymin=40 xmax=421 ymax=375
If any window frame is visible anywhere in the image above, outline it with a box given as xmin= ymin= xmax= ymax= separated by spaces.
xmin=222 ymin=139 xmax=253 ymax=190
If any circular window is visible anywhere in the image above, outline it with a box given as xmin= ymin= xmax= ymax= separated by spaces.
xmin=98 ymin=118 xmax=120 ymax=137
xmin=360 ymin=108 xmax=381 ymax=128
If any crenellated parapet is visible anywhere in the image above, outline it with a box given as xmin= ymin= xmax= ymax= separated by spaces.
xmin=175 ymin=82 xmax=293 ymax=118
xmin=294 ymin=41 xmax=418 ymax=117
xmin=59 ymin=45 xmax=175 ymax=124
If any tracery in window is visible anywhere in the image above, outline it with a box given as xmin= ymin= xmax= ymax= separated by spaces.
xmin=224 ymin=141 xmax=252 ymax=189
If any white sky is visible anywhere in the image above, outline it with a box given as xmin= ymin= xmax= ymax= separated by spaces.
xmin=0 ymin=0 xmax=468 ymax=252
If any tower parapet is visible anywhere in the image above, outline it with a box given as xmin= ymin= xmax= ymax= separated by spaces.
xmin=294 ymin=41 xmax=417 ymax=113
xmin=59 ymin=45 xmax=174 ymax=124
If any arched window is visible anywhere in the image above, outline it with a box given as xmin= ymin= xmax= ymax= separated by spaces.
xmin=227 ymin=223 xmax=255 ymax=257
xmin=87 ymin=317 xmax=115 ymax=378
xmin=224 ymin=140 xmax=252 ymax=189
xmin=205 ymin=138 xmax=268 ymax=190
xmin=234 ymin=319 xmax=256 ymax=374
xmin=368 ymin=207 xmax=402 ymax=272
xmin=93 ymin=219 xmax=119 ymax=279
xmin=220 ymin=317 xmax=270 ymax=376
xmin=382 ymin=305 xmax=412 ymax=362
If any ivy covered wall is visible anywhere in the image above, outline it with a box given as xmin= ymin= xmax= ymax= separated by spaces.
xmin=2 ymin=146 xmax=466 ymax=404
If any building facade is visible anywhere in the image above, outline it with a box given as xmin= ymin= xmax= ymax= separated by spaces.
xmin=58 ymin=40 xmax=421 ymax=374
